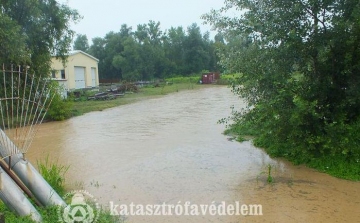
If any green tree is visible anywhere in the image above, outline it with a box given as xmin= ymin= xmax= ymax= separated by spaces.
xmin=87 ymin=21 xmax=220 ymax=81
xmin=183 ymin=23 xmax=211 ymax=75
xmin=0 ymin=0 xmax=79 ymax=120
xmin=126 ymin=21 xmax=167 ymax=80
xmin=147 ymin=20 xmax=162 ymax=45
xmin=142 ymin=21 xmax=167 ymax=79
xmin=102 ymin=31 xmax=124 ymax=79
xmin=73 ymin=34 xmax=89 ymax=52
xmin=164 ymin=26 xmax=187 ymax=75
xmin=212 ymin=32 xmax=227 ymax=73
xmin=112 ymin=37 xmax=141 ymax=81
xmin=204 ymin=0 xmax=360 ymax=165
xmin=134 ymin=24 xmax=148 ymax=44
xmin=88 ymin=37 xmax=106 ymax=78
xmin=0 ymin=12 xmax=29 ymax=64
xmin=0 ymin=0 xmax=80 ymax=74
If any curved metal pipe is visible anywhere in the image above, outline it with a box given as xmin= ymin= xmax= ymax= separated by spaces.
xmin=0 ymin=129 xmax=66 ymax=207
xmin=0 ymin=160 xmax=43 ymax=207
xmin=0 ymin=167 xmax=42 ymax=222
xmin=5 ymin=153 xmax=66 ymax=207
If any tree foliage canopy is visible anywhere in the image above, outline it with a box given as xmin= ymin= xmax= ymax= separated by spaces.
xmin=73 ymin=34 xmax=89 ymax=52
xmin=203 ymin=0 xmax=360 ymax=166
xmin=86 ymin=22 xmax=221 ymax=81
xmin=0 ymin=0 xmax=80 ymax=122
xmin=0 ymin=0 xmax=80 ymax=73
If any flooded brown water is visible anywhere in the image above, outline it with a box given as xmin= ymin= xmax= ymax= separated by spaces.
xmin=27 ymin=86 xmax=359 ymax=223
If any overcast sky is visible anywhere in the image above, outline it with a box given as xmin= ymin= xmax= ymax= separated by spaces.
xmin=62 ymin=0 xmax=226 ymax=42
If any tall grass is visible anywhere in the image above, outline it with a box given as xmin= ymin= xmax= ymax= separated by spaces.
xmin=37 ymin=155 xmax=69 ymax=196
xmin=0 ymin=157 xmax=123 ymax=222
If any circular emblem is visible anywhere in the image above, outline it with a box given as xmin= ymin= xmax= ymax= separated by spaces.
xmin=58 ymin=190 xmax=100 ymax=223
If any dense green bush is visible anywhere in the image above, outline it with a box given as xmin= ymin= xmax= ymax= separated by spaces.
xmin=215 ymin=73 xmax=241 ymax=85
xmin=46 ymin=93 xmax=73 ymax=121
xmin=207 ymin=0 xmax=360 ymax=180
xmin=46 ymin=82 xmax=73 ymax=121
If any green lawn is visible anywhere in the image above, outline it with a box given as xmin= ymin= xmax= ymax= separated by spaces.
xmin=72 ymin=82 xmax=204 ymax=116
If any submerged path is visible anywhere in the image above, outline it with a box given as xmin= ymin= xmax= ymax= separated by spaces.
xmin=28 ymin=86 xmax=360 ymax=223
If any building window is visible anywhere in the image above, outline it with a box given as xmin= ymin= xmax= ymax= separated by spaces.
xmin=61 ymin=69 xmax=66 ymax=79
xmin=51 ymin=70 xmax=56 ymax=78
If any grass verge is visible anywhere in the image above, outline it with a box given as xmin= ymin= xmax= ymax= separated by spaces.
xmin=72 ymin=82 xmax=204 ymax=116
xmin=225 ymin=123 xmax=360 ymax=181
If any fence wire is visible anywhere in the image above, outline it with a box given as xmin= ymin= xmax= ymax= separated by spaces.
xmin=0 ymin=64 xmax=55 ymax=159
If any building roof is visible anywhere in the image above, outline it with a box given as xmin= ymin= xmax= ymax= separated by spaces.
xmin=52 ymin=50 xmax=99 ymax=62
xmin=68 ymin=50 xmax=99 ymax=62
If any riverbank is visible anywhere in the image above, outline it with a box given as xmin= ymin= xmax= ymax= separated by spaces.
xmin=46 ymin=75 xmax=235 ymax=121
xmin=24 ymin=86 xmax=360 ymax=223
xmin=71 ymin=82 xmax=210 ymax=117
xmin=224 ymin=125 xmax=360 ymax=181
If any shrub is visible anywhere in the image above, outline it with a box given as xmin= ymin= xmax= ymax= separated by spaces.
xmin=46 ymin=93 xmax=73 ymax=121
xmin=45 ymin=81 xmax=73 ymax=121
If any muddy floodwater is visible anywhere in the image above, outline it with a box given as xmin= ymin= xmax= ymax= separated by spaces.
xmin=28 ymin=86 xmax=359 ymax=223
